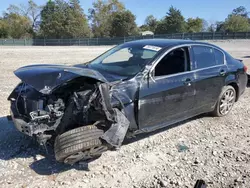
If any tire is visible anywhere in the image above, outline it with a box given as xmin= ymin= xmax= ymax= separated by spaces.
xmin=54 ymin=125 xmax=104 ymax=162
xmin=212 ymin=85 xmax=236 ymax=117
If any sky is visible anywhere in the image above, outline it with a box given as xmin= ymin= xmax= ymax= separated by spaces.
xmin=0 ymin=0 xmax=249 ymax=25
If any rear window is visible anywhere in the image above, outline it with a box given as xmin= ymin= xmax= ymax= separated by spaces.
xmin=193 ymin=46 xmax=224 ymax=69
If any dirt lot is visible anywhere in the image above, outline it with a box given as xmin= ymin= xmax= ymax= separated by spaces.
xmin=0 ymin=40 xmax=250 ymax=188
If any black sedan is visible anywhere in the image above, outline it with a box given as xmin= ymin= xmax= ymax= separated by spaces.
xmin=8 ymin=39 xmax=248 ymax=164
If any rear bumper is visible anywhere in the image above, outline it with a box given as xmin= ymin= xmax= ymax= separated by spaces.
xmin=238 ymin=73 xmax=248 ymax=98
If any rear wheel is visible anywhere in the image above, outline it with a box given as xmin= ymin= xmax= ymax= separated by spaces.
xmin=54 ymin=125 xmax=105 ymax=164
xmin=212 ymin=85 xmax=236 ymax=117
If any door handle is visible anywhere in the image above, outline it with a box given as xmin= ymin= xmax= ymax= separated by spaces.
xmin=184 ymin=78 xmax=192 ymax=86
xmin=220 ymin=70 xmax=226 ymax=76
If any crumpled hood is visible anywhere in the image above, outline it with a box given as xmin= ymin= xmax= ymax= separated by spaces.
xmin=14 ymin=64 xmax=108 ymax=94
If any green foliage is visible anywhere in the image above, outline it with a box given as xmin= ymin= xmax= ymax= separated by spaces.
xmin=6 ymin=1 xmax=41 ymax=27
xmin=215 ymin=21 xmax=225 ymax=32
xmin=232 ymin=6 xmax=249 ymax=18
xmin=186 ymin=17 xmax=203 ymax=33
xmin=144 ymin=15 xmax=158 ymax=32
xmin=232 ymin=6 xmax=250 ymax=26
xmin=2 ymin=13 xmax=32 ymax=38
xmin=1 ymin=2 xmax=250 ymax=39
xmin=216 ymin=6 xmax=250 ymax=33
xmin=155 ymin=6 xmax=186 ymax=34
xmin=139 ymin=25 xmax=150 ymax=32
xmin=89 ymin=0 xmax=125 ymax=37
xmin=155 ymin=19 xmax=169 ymax=34
xmin=40 ymin=0 xmax=90 ymax=38
xmin=0 ymin=19 xmax=9 ymax=38
xmin=224 ymin=15 xmax=250 ymax=32
xmin=110 ymin=10 xmax=137 ymax=37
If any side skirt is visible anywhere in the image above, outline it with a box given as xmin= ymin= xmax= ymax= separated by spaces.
xmin=133 ymin=108 xmax=210 ymax=135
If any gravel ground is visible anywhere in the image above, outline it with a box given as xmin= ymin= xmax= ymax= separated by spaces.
xmin=0 ymin=40 xmax=250 ymax=188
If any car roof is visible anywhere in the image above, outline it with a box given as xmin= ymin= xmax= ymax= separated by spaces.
xmin=124 ymin=39 xmax=220 ymax=49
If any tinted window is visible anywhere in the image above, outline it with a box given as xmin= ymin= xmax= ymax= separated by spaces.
xmin=193 ymin=46 xmax=216 ymax=69
xmin=214 ymin=49 xmax=224 ymax=65
xmin=89 ymin=44 xmax=160 ymax=76
xmin=102 ymin=48 xmax=132 ymax=63
xmin=154 ymin=47 xmax=189 ymax=77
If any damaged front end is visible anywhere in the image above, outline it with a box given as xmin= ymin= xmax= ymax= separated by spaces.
xmin=8 ymin=81 xmax=130 ymax=145
xmin=8 ymin=66 xmax=133 ymax=164
xmin=8 ymin=82 xmax=65 ymax=144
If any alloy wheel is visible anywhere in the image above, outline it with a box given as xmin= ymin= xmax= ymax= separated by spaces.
xmin=219 ymin=89 xmax=235 ymax=115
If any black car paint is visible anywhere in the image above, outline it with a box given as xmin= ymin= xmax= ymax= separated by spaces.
xmin=14 ymin=64 xmax=108 ymax=94
xmin=8 ymin=39 xmax=247 ymax=145
xmin=138 ymin=71 xmax=196 ymax=130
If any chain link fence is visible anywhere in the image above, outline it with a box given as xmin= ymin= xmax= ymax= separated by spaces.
xmin=1 ymin=32 xmax=250 ymax=46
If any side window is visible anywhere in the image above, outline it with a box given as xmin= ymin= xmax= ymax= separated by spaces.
xmin=214 ymin=49 xmax=225 ymax=65
xmin=193 ymin=46 xmax=216 ymax=69
xmin=154 ymin=47 xmax=189 ymax=77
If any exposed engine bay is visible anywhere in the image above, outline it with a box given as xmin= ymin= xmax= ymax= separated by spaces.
xmin=8 ymin=77 xmax=130 ymax=153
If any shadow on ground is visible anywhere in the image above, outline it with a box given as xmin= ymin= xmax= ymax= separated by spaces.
xmin=123 ymin=114 xmax=204 ymax=145
xmin=0 ymin=114 xmax=205 ymax=175
xmin=0 ymin=116 xmax=91 ymax=175
xmin=242 ymin=56 xmax=250 ymax=58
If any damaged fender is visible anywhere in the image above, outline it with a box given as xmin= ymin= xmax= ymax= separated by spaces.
xmin=98 ymin=83 xmax=130 ymax=148
xmin=14 ymin=64 xmax=107 ymax=94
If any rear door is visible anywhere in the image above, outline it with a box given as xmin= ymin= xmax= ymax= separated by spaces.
xmin=191 ymin=45 xmax=227 ymax=112
xmin=138 ymin=46 xmax=196 ymax=131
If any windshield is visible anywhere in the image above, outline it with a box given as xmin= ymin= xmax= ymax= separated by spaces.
xmin=88 ymin=43 xmax=162 ymax=76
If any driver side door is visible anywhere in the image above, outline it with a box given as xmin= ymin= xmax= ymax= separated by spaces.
xmin=138 ymin=46 xmax=196 ymax=132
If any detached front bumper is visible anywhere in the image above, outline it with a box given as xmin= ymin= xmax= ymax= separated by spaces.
xmin=9 ymin=101 xmax=34 ymax=136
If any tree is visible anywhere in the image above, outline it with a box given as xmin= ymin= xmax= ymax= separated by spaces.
xmin=7 ymin=4 xmax=28 ymax=16
xmin=186 ymin=17 xmax=203 ymax=33
xmin=27 ymin=0 xmax=42 ymax=30
xmin=155 ymin=19 xmax=168 ymax=34
xmin=215 ymin=21 xmax=225 ymax=32
xmin=110 ymin=10 xmax=137 ymax=37
xmin=88 ymin=0 xmax=125 ymax=37
xmin=139 ymin=24 xmax=149 ymax=32
xmin=40 ymin=0 xmax=61 ymax=38
xmin=224 ymin=15 xmax=250 ymax=32
xmin=155 ymin=6 xmax=186 ymax=34
xmin=207 ymin=23 xmax=216 ymax=32
xmin=40 ymin=0 xmax=90 ymax=38
xmin=232 ymin=6 xmax=249 ymax=18
xmin=3 ymin=13 xmax=32 ymax=38
xmin=144 ymin=15 xmax=158 ymax=32
xmin=67 ymin=0 xmax=91 ymax=38
xmin=201 ymin=19 xmax=209 ymax=32
xmin=0 ymin=19 xmax=9 ymax=38
xmin=6 ymin=0 xmax=41 ymax=31
xmin=232 ymin=6 xmax=250 ymax=24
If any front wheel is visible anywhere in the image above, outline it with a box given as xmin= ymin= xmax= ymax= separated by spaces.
xmin=54 ymin=125 xmax=105 ymax=164
xmin=212 ymin=85 xmax=236 ymax=117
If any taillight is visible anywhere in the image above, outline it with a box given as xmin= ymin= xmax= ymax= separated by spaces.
xmin=244 ymin=65 xmax=248 ymax=72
